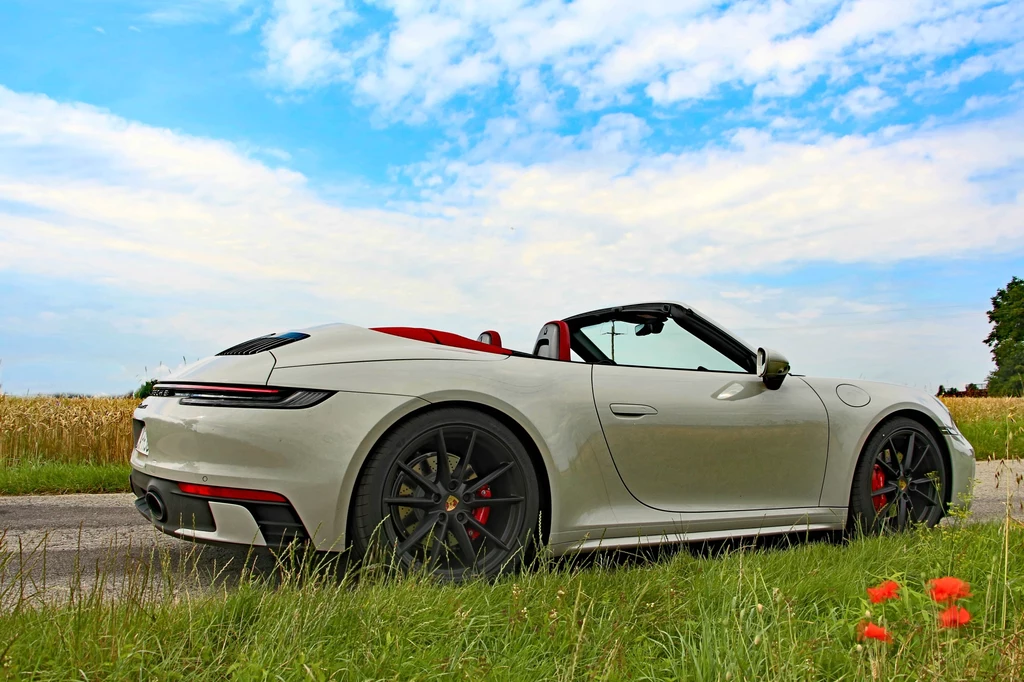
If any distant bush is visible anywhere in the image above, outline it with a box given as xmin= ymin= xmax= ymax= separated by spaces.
xmin=134 ymin=380 xmax=157 ymax=400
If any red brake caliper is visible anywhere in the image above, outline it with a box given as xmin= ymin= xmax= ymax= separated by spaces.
xmin=466 ymin=485 xmax=491 ymax=540
xmin=871 ymin=463 xmax=887 ymax=512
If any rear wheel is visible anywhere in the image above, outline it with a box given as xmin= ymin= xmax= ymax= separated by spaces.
xmin=849 ymin=417 xmax=947 ymax=534
xmin=350 ymin=407 xmax=540 ymax=580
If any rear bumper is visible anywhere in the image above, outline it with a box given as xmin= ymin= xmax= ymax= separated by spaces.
xmin=130 ymin=389 xmax=430 ymax=551
xmin=131 ymin=470 xmax=309 ymax=548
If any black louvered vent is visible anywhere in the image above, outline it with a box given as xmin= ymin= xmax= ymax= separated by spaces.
xmin=216 ymin=331 xmax=310 ymax=356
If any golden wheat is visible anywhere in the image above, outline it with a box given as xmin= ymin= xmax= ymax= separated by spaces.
xmin=942 ymin=396 xmax=1023 ymax=423
xmin=0 ymin=396 xmax=138 ymax=465
xmin=0 ymin=396 xmax=1021 ymax=468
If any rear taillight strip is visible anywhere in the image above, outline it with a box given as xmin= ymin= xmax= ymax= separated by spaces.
xmin=177 ymin=482 xmax=288 ymax=503
xmin=150 ymin=383 xmax=333 ymax=409
xmin=155 ymin=383 xmax=281 ymax=395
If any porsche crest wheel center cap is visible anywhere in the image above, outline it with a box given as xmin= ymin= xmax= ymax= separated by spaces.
xmin=898 ymin=478 xmax=908 ymax=491
xmin=445 ymin=495 xmax=459 ymax=512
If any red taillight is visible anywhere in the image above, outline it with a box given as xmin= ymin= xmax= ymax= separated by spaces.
xmin=149 ymin=382 xmax=333 ymax=409
xmin=177 ymin=482 xmax=288 ymax=503
xmin=155 ymin=383 xmax=281 ymax=395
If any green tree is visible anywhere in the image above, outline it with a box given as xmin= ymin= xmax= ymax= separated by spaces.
xmin=985 ymin=276 xmax=1024 ymax=396
xmin=134 ymin=379 xmax=156 ymax=400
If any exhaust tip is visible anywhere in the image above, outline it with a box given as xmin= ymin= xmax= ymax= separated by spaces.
xmin=145 ymin=491 xmax=167 ymax=523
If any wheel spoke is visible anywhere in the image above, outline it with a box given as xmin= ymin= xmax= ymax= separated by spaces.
xmin=466 ymin=495 xmax=524 ymax=508
xmin=384 ymin=495 xmax=436 ymax=509
xmin=435 ymin=429 xmax=451 ymax=490
xmin=910 ymin=483 xmax=942 ymax=507
xmin=466 ymin=516 xmax=512 ymax=552
xmin=453 ymin=431 xmax=477 ymax=484
xmin=876 ymin=451 xmax=900 ymax=477
xmin=871 ymin=484 xmax=897 ymax=497
xmin=875 ymin=495 xmax=896 ymax=519
xmin=397 ymin=461 xmax=437 ymax=494
xmin=397 ymin=512 xmax=443 ymax=556
xmin=908 ymin=444 xmax=932 ymax=475
xmin=466 ymin=462 xmax=515 ymax=495
xmin=903 ymin=433 xmax=916 ymax=474
xmin=897 ymin=495 xmax=909 ymax=529
xmin=884 ymin=438 xmax=906 ymax=476
xmin=449 ymin=521 xmax=478 ymax=566
xmin=906 ymin=490 xmax=918 ymax=520
xmin=426 ymin=514 xmax=450 ymax=569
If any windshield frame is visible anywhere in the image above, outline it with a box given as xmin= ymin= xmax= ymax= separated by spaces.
xmin=563 ymin=302 xmax=757 ymax=374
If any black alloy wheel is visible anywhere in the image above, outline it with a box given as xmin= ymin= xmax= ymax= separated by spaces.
xmin=849 ymin=417 xmax=948 ymax=534
xmin=350 ymin=408 xmax=540 ymax=580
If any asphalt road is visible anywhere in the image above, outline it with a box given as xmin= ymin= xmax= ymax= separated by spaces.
xmin=1 ymin=459 xmax=1021 ymax=603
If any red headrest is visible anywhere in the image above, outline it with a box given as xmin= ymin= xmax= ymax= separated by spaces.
xmin=533 ymin=320 xmax=570 ymax=361
xmin=477 ymin=330 xmax=502 ymax=347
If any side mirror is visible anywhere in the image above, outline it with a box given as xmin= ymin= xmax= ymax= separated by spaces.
xmin=757 ymin=347 xmax=790 ymax=390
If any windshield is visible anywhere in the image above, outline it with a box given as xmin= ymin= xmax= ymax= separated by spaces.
xmin=577 ymin=317 xmax=748 ymax=372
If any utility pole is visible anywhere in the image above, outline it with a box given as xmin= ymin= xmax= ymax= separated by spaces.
xmin=602 ymin=321 xmax=626 ymax=361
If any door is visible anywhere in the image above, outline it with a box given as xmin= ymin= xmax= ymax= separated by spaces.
xmin=582 ymin=318 xmax=829 ymax=513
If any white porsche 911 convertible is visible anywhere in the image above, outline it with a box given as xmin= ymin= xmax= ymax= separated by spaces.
xmin=130 ymin=301 xmax=975 ymax=579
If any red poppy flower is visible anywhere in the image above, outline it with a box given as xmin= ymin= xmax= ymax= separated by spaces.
xmin=938 ymin=605 xmax=971 ymax=628
xmin=928 ymin=577 xmax=972 ymax=604
xmin=857 ymin=621 xmax=893 ymax=643
xmin=866 ymin=580 xmax=900 ymax=603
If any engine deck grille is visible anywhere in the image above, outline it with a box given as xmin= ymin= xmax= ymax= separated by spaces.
xmin=216 ymin=331 xmax=309 ymax=356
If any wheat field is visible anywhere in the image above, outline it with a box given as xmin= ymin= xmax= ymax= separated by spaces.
xmin=0 ymin=395 xmax=1020 ymax=469
xmin=0 ymin=395 xmax=137 ymax=466
xmin=942 ymin=396 xmax=1023 ymax=460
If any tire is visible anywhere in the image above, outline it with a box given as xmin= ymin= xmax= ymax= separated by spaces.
xmin=350 ymin=407 xmax=541 ymax=581
xmin=848 ymin=416 xmax=948 ymax=534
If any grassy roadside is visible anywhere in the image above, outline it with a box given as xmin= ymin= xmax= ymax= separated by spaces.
xmin=1 ymin=395 xmax=137 ymax=494
xmin=0 ymin=461 xmax=131 ymax=495
xmin=1 ymin=521 xmax=1022 ymax=679
xmin=944 ymin=397 xmax=1024 ymax=460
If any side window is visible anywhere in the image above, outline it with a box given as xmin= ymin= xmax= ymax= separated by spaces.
xmin=579 ymin=319 xmax=747 ymax=372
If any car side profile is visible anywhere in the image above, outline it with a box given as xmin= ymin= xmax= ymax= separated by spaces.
xmin=129 ymin=301 xmax=975 ymax=580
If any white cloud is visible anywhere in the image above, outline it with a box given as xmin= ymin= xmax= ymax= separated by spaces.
xmin=145 ymin=0 xmax=253 ymax=25
xmin=255 ymin=0 xmax=1024 ymax=121
xmin=834 ymin=85 xmax=898 ymax=119
xmin=262 ymin=0 xmax=358 ymax=88
xmin=963 ymin=92 xmax=1018 ymax=112
xmin=0 ymin=87 xmax=1018 ymax=387
xmin=912 ymin=43 xmax=1024 ymax=93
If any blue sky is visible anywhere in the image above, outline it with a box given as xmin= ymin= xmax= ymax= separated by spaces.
xmin=1 ymin=0 xmax=1022 ymax=395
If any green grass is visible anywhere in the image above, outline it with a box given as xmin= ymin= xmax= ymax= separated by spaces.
xmin=2 ymin=521 xmax=1024 ymax=680
xmin=958 ymin=419 xmax=1024 ymax=460
xmin=0 ymin=461 xmax=130 ymax=495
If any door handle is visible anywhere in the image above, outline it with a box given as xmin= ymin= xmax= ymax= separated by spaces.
xmin=609 ymin=403 xmax=659 ymax=417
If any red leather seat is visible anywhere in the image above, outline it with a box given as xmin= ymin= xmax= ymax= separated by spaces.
xmin=533 ymin=321 xmax=570 ymax=361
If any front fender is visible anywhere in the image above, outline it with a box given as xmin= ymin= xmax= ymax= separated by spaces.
xmin=802 ymin=377 xmax=970 ymax=508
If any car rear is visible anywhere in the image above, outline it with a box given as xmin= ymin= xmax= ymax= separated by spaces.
xmin=129 ymin=328 xmax=430 ymax=551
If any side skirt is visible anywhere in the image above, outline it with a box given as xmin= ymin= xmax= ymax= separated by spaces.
xmin=548 ymin=507 xmax=847 ymax=556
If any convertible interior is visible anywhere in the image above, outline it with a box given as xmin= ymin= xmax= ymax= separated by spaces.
xmin=371 ymin=301 xmax=755 ymax=373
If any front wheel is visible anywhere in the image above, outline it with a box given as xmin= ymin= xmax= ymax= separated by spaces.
xmin=350 ymin=407 xmax=540 ymax=581
xmin=849 ymin=417 xmax=948 ymax=534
